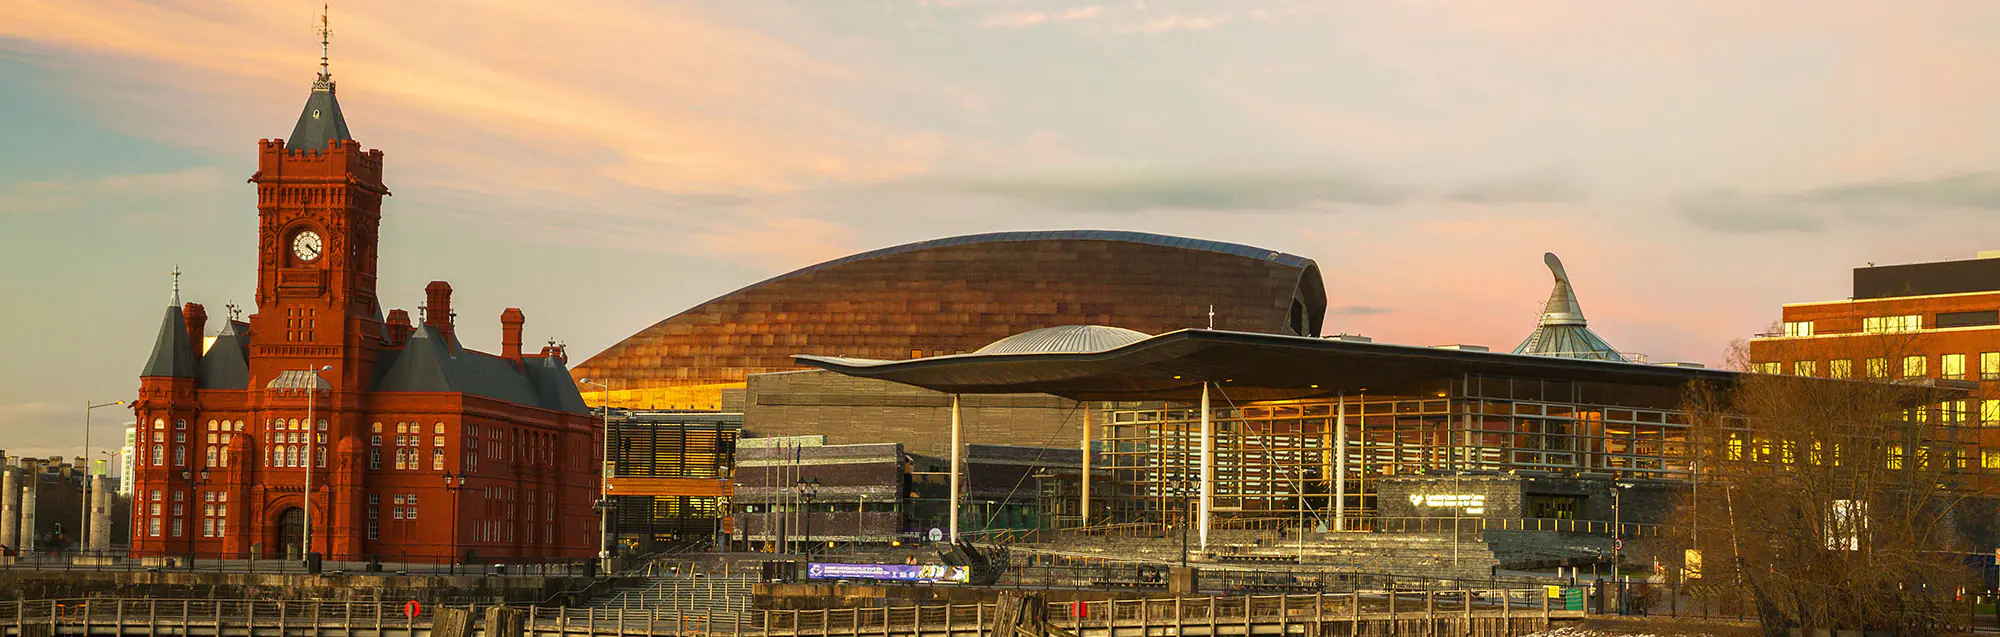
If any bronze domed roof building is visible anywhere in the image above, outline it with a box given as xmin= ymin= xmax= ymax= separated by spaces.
xmin=573 ymin=230 xmax=1326 ymax=408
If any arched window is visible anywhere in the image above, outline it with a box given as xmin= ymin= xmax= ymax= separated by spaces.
xmin=206 ymin=419 xmax=217 ymax=431
xmin=270 ymin=446 xmax=281 ymax=467
xmin=205 ymin=447 xmax=218 ymax=468
xmin=432 ymin=448 xmax=444 ymax=471
xmin=395 ymin=449 xmax=406 ymax=470
xmin=219 ymin=448 xmax=230 ymax=468
xmin=173 ymin=446 xmax=185 ymax=466
xmin=286 ymin=446 xmax=298 ymax=467
xmin=153 ymin=444 xmax=164 ymax=466
xmin=175 ymin=419 xmax=186 ymax=430
xmin=434 ymin=422 xmax=445 ymax=435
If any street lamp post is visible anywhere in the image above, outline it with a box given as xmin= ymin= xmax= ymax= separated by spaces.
xmin=795 ymin=478 xmax=819 ymax=555
xmin=442 ymin=472 xmax=466 ymax=572
xmin=80 ymin=400 xmax=124 ymax=554
xmin=180 ymin=469 xmax=209 ymax=566
xmin=1612 ymin=481 xmax=1633 ymax=571
xmin=580 ymin=378 xmax=612 ymax=562
xmin=300 ymin=365 xmax=331 ymax=566
xmin=1177 ymin=477 xmax=1193 ymax=570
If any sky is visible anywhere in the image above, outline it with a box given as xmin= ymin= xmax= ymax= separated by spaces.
xmin=4 ymin=1 xmax=2000 ymax=460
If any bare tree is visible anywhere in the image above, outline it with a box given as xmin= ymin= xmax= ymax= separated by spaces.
xmin=1677 ymin=333 xmax=1985 ymax=635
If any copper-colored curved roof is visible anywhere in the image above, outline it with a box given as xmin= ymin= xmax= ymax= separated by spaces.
xmin=573 ymin=230 xmax=1326 ymax=391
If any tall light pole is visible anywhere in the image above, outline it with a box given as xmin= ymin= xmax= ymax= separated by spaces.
xmin=179 ymin=469 xmax=209 ymax=563
xmin=580 ymin=378 xmax=612 ymax=561
xmin=80 ymin=400 xmax=124 ymax=553
xmin=1176 ymin=477 xmax=1192 ymax=570
xmin=795 ymin=478 xmax=819 ymax=556
xmin=441 ymin=472 xmax=465 ymax=570
xmin=304 ymin=366 xmax=330 ymax=564
xmin=1612 ymin=481 xmax=1633 ymax=575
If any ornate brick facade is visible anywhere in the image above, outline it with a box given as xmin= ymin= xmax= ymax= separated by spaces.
xmin=128 ymin=66 xmax=597 ymax=563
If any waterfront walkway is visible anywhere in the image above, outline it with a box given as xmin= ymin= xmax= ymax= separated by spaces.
xmin=0 ymin=589 xmax=1578 ymax=637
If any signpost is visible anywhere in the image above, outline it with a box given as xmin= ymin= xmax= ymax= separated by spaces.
xmin=404 ymin=600 xmax=422 ymax=620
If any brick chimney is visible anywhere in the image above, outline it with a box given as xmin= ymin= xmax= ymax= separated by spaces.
xmin=424 ymin=281 xmax=454 ymax=342
xmin=182 ymin=303 xmax=207 ymax=356
xmin=500 ymin=308 xmax=525 ymax=363
xmin=385 ymin=309 xmax=414 ymax=346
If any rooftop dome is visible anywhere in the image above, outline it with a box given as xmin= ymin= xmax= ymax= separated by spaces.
xmin=975 ymin=325 xmax=1152 ymax=355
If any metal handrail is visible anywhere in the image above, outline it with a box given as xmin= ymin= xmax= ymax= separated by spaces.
xmin=0 ymin=588 xmax=1576 ymax=634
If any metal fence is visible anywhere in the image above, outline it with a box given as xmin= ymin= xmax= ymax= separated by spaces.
xmin=0 ymin=589 xmax=1577 ymax=637
xmin=0 ymin=552 xmax=600 ymax=577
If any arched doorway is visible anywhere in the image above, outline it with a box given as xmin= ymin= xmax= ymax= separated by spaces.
xmin=274 ymin=508 xmax=304 ymax=560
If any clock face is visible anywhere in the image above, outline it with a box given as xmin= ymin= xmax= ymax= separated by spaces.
xmin=292 ymin=231 xmax=324 ymax=262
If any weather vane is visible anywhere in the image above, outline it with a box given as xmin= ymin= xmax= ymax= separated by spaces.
xmin=315 ymin=4 xmax=332 ymax=79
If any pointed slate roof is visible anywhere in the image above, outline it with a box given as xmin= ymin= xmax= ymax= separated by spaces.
xmin=1512 ymin=252 xmax=1628 ymax=363
xmin=140 ymin=303 xmax=198 ymax=378
xmin=197 ymin=320 xmax=251 ymax=389
xmin=286 ymin=73 xmax=353 ymax=151
xmin=374 ymin=324 xmax=589 ymax=414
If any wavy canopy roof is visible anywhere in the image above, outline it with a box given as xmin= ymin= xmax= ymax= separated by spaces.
xmin=795 ymin=328 xmax=1969 ymax=406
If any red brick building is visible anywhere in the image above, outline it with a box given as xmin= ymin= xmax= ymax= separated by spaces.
xmin=129 ymin=61 xmax=598 ymax=562
xmin=1748 ymin=253 xmax=2000 ymax=465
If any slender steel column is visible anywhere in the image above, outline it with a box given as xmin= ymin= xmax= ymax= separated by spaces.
xmin=1080 ymin=402 xmax=1091 ymax=528
xmin=1197 ymin=383 xmax=1212 ymax=550
xmin=1334 ymin=391 xmax=1347 ymax=532
xmin=948 ymin=394 xmax=962 ymax=542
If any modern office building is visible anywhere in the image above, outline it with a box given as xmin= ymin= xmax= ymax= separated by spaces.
xmin=742 ymin=368 xmax=1091 ymax=459
xmin=602 ymin=410 xmax=739 ymax=552
xmin=127 ymin=51 xmax=597 ymax=562
xmin=118 ymin=424 xmax=136 ymax=498
xmin=572 ymin=231 xmax=1328 ymax=410
xmin=1748 ymin=252 xmax=2000 ymax=462
xmin=732 ymin=436 xmax=1081 ymax=551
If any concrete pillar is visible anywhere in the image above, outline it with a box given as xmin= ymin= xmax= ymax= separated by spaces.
xmin=0 ymin=467 xmax=19 ymax=553
xmin=88 ymin=474 xmax=110 ymax=553
xmin=21 ymin=474 xmax=36 ymax=552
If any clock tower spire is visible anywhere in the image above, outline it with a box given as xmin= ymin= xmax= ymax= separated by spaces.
xmin=246 ymin=33 xmax=390 ymax=391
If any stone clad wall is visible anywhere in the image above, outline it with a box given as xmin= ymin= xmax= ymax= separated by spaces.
xmin=745 ymin=371 xmax=1088 ymax=458
xmin=1376 ymin=477 xmax=1524 ymax=519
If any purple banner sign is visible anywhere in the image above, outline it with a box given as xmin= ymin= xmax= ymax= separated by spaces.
xmin=806 ymin=562 xmax=970 ymax=583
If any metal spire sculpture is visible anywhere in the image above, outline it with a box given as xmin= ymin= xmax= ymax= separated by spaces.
xmin=1511 ymin=252 xmax=1629 ymax=362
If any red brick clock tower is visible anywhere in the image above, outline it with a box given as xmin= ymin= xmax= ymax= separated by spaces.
xmin=131 ymin=42 xmax=598 ymax=564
